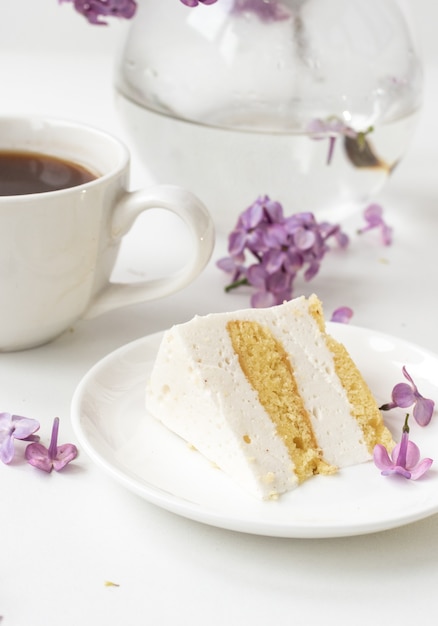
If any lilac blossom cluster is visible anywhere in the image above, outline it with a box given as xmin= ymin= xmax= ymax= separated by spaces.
xmin=59 ymin=0 xmax=218 ymax=25
xmin=217 ymin=196 xmax=349 ymax=308
xmin=60 ymin=0 xmax=295 ymax=25
xmin=59 ymin=0 xmax=137 ymax=24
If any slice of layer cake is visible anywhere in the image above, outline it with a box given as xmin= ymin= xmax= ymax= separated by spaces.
xmin=146 ymin=294 xmax=394 ymax=499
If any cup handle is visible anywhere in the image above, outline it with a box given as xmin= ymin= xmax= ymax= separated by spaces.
xmin=82 ymin=184 xmax=215 ymax=319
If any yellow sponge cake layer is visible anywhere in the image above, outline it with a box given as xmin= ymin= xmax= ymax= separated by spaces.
xmin=325 ymin=335 xmax=394 ymax=454
xmin=227 ymin=319 xmax=335 ymax=483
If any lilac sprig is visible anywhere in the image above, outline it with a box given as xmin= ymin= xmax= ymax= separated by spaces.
xmin=307 ymin=117 xmax=373 ymax=165
xmin=217 ymin=196 xmax=349 ymax=308
xmin=373 ymin=414 xmax=433 ymax=480
xmin=358 ymin=203 xmax=393 ymax=246
xmin=25 ymin=417 xmax=78 ymax=473
xmin=380 ymin=366 xmax=435 ymax=427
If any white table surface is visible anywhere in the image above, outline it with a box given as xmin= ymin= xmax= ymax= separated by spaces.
xmin=2 ymin=2 xmax=438 ymax=625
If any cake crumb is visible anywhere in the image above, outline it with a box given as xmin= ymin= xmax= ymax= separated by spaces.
xmin=262 ymin=472 xmax=276 ymax=484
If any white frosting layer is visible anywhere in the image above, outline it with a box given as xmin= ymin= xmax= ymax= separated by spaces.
xmin=146 ymin=320 xmax=298 ymax=499
xmin=146 ymin=296 xmax=369 ymax=499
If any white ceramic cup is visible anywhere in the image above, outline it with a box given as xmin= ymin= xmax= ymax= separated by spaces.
xmin=0 ymin=116 xmax=215 ymax=352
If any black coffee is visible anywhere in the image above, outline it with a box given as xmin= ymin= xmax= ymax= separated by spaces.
xmin=0 ymin=151 xmax=98 ymax=196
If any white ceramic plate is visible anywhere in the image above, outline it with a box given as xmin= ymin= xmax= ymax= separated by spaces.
xmin=71 ymin=323 xmax=438 ymax=538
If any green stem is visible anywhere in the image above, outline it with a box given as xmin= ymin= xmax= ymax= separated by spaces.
xmin=225 ymin=278 xmax=249 ymax=293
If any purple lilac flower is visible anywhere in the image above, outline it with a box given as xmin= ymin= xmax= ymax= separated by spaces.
xmin=217 ymin=195 xmax=349 ymax=307
xmin=232 ymin=0 xmax=291 ymax=21
xmin=330 ymin=306 xmax=353 ymax=324
xmin=373 ymin=415 xmax=433 ymax=480
xmin=25 ymin=417 xmax=78 ymax=473
xmin=0 ymin=412 xmax=40 ymax=465
xmin=307 ymin=118 xmax=359 ymax=165
xmin=246 ymin=263 xmax=295 ymax=308
xmin=380 ymin=366 xmax=435 ymax=427
xmin=358 ymin=203 xmax=393 ymax=246
xmin=180 ymin=0 xmax=218 ymax=5
xmin=59 ymin=0 xmax=137 ymax=25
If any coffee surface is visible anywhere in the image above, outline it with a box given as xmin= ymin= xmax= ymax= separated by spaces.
xmin=0 ymin=151 xmax=97 ymax=195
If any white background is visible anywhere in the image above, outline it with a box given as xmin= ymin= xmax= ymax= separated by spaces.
xmin=2 ymin=2 xmax=438 ymax=626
